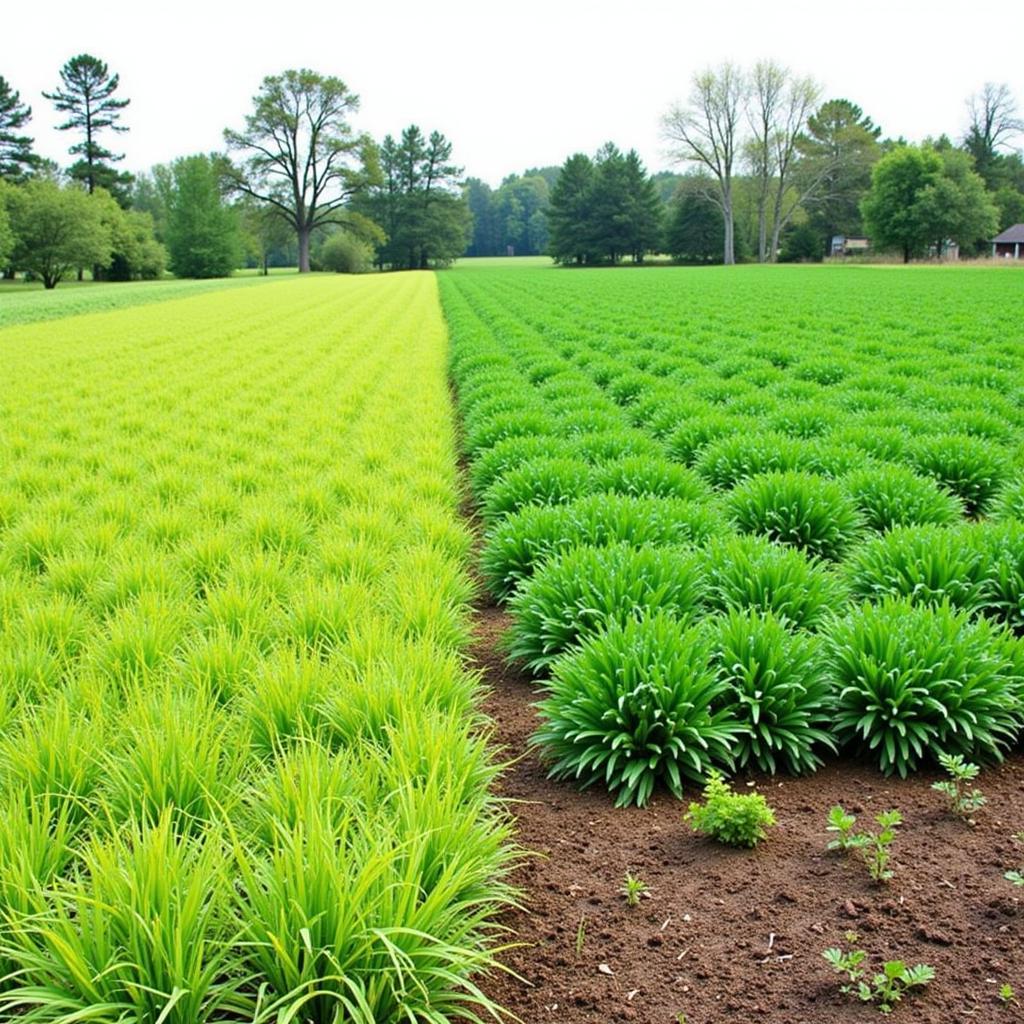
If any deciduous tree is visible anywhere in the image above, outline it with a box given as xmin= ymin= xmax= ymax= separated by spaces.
xmin=964 ymin=82 xmax=1023 ymax=188
xmin=8 ymin=179 xmax=112 ymax=288
xmin=663 ymin=64 xmax=748 ymax=264
xmin=224 ymin=69 xmax=380 ymax=272
xmin=165 ymin=154 xmax=241 ymax=278
xmin=44 ymin=55 xmax=132 ymax=202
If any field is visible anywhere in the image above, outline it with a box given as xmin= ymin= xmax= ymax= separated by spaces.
xmin=441 ymin=264 xmax=1024 ymax=1021
xmin=3 ymin=261 xmax=1024 ymax=1023
xmin=0 ymin=273 xmax=513 ymax=1021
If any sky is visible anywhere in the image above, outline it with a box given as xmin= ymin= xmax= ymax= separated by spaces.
xmin=4 ymin=0 xmax=1023 ymax=186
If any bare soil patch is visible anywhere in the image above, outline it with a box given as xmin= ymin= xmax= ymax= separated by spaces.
xmin=472 ymin=604 xmax=1024 ymax=1023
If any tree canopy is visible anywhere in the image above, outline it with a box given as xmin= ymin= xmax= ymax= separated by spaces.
xmin=165 ymin=154 xmax=241 ymax=278
xmin=0 ymin=76 xmax=36 ymax=181
xmin=43 ymin=54 xmax=131 ymax=202
xmin=224 ymin=69 xmax=380 ymax=272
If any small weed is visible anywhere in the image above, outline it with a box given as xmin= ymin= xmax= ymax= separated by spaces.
xmin=825 ymin=806 xmax=901 ymax=883
xmin=824 ymin=935 xmax=934 ymax=1013
xmin=685 ymin=771 xmax=776 ymax=848
xmin=575 ymin=913 xmax=586 ymax=957
xmin=1004 ymin=869 xmax=1024 ymax=887
xmin=999 ymin=982 xmax=1016 ymax=1004
xmin=620 ymin=871 xmax=649 ymax=907
xmin=931 ymin=753 xmax=985 ymax=820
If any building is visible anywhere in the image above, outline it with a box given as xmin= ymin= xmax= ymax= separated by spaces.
xmin=830 ymin=235 xmax=870 ymax=256
xmin=992 ymin=224 xmax=1024 ymax=259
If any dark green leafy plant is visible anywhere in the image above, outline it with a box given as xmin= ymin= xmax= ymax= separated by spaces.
xmin=505 ymin=544 xmax=706 ymax=674
xmin=993 ymin=476 xmax=1024 ymax=522
xmin=703 ymin=534 xmax=846 ymax=631
xmin=531 ymin=613 xmax=740 ymax=808
xmin=905 ymin=433 xmax=1010 ymax=516
xmin=971 ymin=522 xmax=1024 ymax=632
xmin=481 ymin=495 xmax=726 ymax=601
xmin=684 ymin=770 xmax=776 ymax=847
xmin=828 ymin=598 xmax=1022 ymax=776
xmin=695 ymin=431 xmax=807 ymax=489
xmin=469 ymin=434 xmax=576 ymax=495
xmin=593 ymin=456 xmax=708 ymax=501
xmin=706 ymin=610 xmax=835 ymax=774
xmin=480 ymin=456 xmax=593 ymax=523
xmin=842 ymin=464 xmax=964 ymax=532
xmin=727 ymin=470 xmax=862 ymax=560
xmin=843 ymin=525 xmax=989 ymax=612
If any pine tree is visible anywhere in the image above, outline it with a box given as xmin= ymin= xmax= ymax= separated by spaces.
xmin=44 ymin=54 xmax=132 ymax=202
xmin=0 ymin=76 xmax=37 ymax=181
xmin=547 ymin=153 xmax=595 ymax=264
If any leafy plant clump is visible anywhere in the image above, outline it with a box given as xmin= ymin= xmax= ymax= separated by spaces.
xmin=826 ymin=806 xmax=902 ymax=882
xmin=531 ymin=613 xmax=740 ymax=808
xmin=685 ymin=771 xmax=776 ymax=847
xmin=620 ymin=871 xmax=649 ymax=906
xmin=505 ymin=543 xmax=706 ymax=674
xmin=842 ymin=464 xmax=964 ymax=532
xmin=824 ymin=935 xmax=934 ymax=1014
xmin=828 ymin=598 xmax=1022 ymax=776
xmin=702 ymin=534 xmax=846 ymax=630
xmin=931 ymin=752 xmax=986 ymax=820
xmin=905 ymin=433 xmax=1010 ymax=517
xmin=480 ymin=456 xmax=593 ymax=523
xmin=727 ymin=470 xmax=862 ymax=560
xmin=706 ymin=610 xmax=835 ymax=774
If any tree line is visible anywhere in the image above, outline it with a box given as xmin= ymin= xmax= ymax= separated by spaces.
xmin=2 ymin=55 xmax=1022 ymax=287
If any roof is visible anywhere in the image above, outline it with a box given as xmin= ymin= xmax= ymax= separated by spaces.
xmin=993 ymin=224 xmax=1024 ymax=243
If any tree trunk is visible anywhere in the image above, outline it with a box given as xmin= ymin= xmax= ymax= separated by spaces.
xmin=298 ymin=227 xmax=311 ymax=272
xmin=903 ymin=245 xmax=911 ymax=264
xmin=723 ymin=196 xmax=736 ymax=265
xmin=262 ymin=253 xmax=269 ymax=276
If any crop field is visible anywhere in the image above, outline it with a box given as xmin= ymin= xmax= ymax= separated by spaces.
xmin=442 ymin=264 xmax=1024 ymax=1021
xmin=0 ymin=274 xmax=513 ymax=1021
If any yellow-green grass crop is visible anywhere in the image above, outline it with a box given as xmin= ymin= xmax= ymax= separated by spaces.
xmin=0 ymin=273 xmax=515 ymax=1021
xmin=443 ymin=265 xmax=1024 ymax=797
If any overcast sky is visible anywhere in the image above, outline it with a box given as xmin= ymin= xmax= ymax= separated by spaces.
xmin=5 ymin=1 xmax=1023 ymax=186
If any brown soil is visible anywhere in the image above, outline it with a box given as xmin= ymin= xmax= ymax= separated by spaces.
xmin=471 ymin=604 xmax=1024 ymax=1024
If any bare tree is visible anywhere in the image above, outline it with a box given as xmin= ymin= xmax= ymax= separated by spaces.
xmin=966 ymin=83 xmax=1024 ymax=154
xmin=746 ymin=61 xmax=787 ymax=262
xmin=662 ymin=64 xmax=748 ymax=265
xmin=224 ymin=69 xmax=379 ymax=272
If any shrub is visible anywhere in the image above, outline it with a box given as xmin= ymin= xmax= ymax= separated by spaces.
xmin=480 ymin=495 xmax=726 ymax=601
xmin=319 ymin=231 xmax=373 ymax=273
xmin=728 ymin=471 xmax=862 ymax=560
xmin=703 ymin=534 xmax=846 ymax=630
xmin=842 ymin=464 xmax=964 ymax=531
xmin=972 ymin=521 xmax=1024 ymax=632
xmin=905 ymin=433 xmax=1010 ymax=516
xmin=480 ymin=457 xmax=592 ymax=524
xmin=506 ymin=544 xmax=706 ymax=674
xmin=843 ymin=525 xmax=989 ymax=612
xmin=707 ymin=610 xmax=835 ymax=774
xmin=828 ymin=598 xmax=1022 ymax=776
xmin=531 ymin=613 xmax=740 ymax=807
xmin=685 ymin=771 xmax=776 ymax=847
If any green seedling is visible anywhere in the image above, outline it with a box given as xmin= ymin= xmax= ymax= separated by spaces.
xmin=824 ymin=938 xmax=934 ymax=1014
xmin=685 ymin=771 xmax=776 ymax=848
xmin=825 ymin=806 xmax=901 ymax=883
xmin=575 ymin=913 xmax=586 ymax=957
xmin=620 ymin=871 xmax=649 ymax=907
xmin=931 ymin=752 xmax=985 ymax=820
xmin=999 ymin=983 xmax=1016 ymax=1004
xmin=1004 ymin=870 xmax=1024 ymax=887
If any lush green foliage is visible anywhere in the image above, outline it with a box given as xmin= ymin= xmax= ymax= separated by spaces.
xmin=0 ymin=275 xmax=514 ymax=1019
xmin=824 ymin=938 xmax=934 ymax=1013
xmin=505 ymin=543 xmax=705 ymax=674
xmin=165 ymin=154 xmax=241 ymax=278
xmin=685 ymin=771 xmax=776 ymax=847
xmin=828 ymin=599 xmax=1021 ymax=775
xmin=842 ymin=464 xmax=963 ymax=532
xmin=532 ymin=614 xmax=740 ymax=807
xmin=706 ymin=610 xmax=835 ymax=774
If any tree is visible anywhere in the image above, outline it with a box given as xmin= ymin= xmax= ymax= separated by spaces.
xmin=463 ymin=178 xmax=501 ymax=257
xmin=224 ymin=69 xmax=380 ymax=273
xmin=663 ymin=64 xmax=748 ymax=264
xmin=795 ymin=99 xmax=881 ymax=254
xmin=861 ymin=145 xmax=996 ymax=262
xmin=495 ymin=173 xmax=550 ymax=255
xmin=0 ymin=76 xmax=37 ymax=181
xmin=44 ymin=55 xmax=132 ymax=201
xmin=8 ymin=179 xmax=111 ymax=288
xmin=547 ymin=153 xmax=595 ymax=264
xmin=355 ymin=126 xmax=466 ymax=270
xmin=238 ymin=197 xmax=294 ymax=274
xmin=0 ymin=180 xmax=15 ymax=265
xmin=621 ymin=149 xmax=663 ymax=262
xmin=91 ymin=190 xmax=166 ymax=280
xmin=745 ymin=61 xmax=820 ymax=262
xmin=665 ymin=177 xmax=724 ymax=263
xmin=165 ymin=154 xmax=241 ymax=278
xmin=964 ymin=83 xmax=1023 ymax=188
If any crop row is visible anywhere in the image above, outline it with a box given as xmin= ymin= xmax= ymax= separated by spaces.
xmin=441 ymin=266 xmax=1024 ymax=807
xmin=0 ymin=275 xmax=513 ymax=1021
